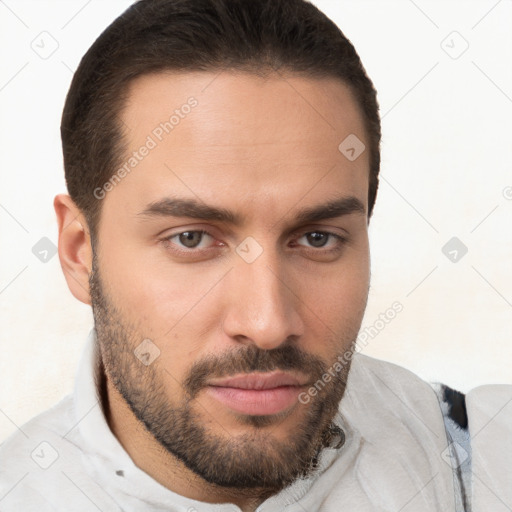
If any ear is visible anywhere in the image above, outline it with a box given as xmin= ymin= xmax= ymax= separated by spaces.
xmin=53 ymin=194 xmax=93 ymax=305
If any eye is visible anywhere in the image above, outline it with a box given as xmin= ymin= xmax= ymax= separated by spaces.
xmin=159 ymin=229 xmax=348 ymax=259
xmin=162 ymin=230 xmax=215 ymax=251
xmin=295 ymin=231 xmax=347 ymax=251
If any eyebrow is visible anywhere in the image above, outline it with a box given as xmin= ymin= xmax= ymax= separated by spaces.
xmin=136 ymin=195 xmax=366 ymax=226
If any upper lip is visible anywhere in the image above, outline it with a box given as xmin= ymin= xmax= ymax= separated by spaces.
xmin=208 ymin=371 xmax=309 ymax=390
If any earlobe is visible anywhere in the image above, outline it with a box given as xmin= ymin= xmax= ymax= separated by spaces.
xmin=53 ymin=193 xmax=93 ymax=306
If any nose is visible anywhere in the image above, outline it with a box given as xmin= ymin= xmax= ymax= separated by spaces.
xmin=221 ymin=247 xmax=304 ymax=350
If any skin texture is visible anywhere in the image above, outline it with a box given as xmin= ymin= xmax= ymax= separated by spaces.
xmin=54 ymin=70 xmax=371 ymax=512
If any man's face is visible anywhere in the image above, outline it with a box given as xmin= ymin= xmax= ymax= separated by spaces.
xmin=89 ymin=71 xmax=370 ymax=493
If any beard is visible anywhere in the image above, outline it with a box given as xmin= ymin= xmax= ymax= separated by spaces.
xmin=88 ymin=251 xmax=355 ymax=495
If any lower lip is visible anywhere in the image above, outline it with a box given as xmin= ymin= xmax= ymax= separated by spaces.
xmin=205 ymin=385 xmax=304 ymax=415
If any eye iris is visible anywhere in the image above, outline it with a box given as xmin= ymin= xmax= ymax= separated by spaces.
xmin=179 ymin=231 xmax=202 ymax=248
xmin=307 ymin=232 xmax=328 ymax=247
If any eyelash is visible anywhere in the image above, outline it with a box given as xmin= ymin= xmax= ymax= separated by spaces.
xmin=159 ymin=229 xmax=348 ymax=256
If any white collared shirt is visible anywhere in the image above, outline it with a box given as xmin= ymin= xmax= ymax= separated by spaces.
xmin=1 ymin=329 xmax=508 ymax=511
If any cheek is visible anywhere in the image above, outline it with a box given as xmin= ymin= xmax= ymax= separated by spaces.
xmin=308 ymin=274 xmax=368 ymax=330
xmin=99 ymin=232 xmax=221 ymax=327
xmin=100 ymin=251 xmax=232 ymax=381
xmin=296 ymin=249 xmax=370 ymax=346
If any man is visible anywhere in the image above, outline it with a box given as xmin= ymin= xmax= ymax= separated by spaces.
xmin=0 ymin=0 xmax=510 ymax=511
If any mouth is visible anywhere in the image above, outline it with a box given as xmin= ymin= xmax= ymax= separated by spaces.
xmin=205 ymin=371 xmax=310 ymax=416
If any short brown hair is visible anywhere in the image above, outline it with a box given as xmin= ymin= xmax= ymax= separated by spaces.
xmin=61 ymin=0 xmax=381 ymax=244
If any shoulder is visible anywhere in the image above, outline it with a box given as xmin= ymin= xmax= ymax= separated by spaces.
xmin=348 ymin=352 xmax=444 ymax=402
xmin=349 ymin=354 xmax=473 ymax=510
xmin=0 ymin=391 xmax=122 ymax=512
xmin=0 ymin=393 xmax=75 ymax=457
xmin=345 ymin=352 xmax=457 ymax=436
xmin=464 ymin=384 xmax=512 ymax=511
xmin=0 ymin=394 xmax=78 ymax=510
xmin=350 ymin=353 xmax=468 ymax=428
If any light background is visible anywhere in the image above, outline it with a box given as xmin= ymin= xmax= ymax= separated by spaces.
xmin=0 ymin=0 xmax=511 ymax=444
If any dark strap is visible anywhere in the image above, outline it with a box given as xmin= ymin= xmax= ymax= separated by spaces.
xmin=442 ymin=385 xmax=468 ymax=429
xmin=431 ymin=382 xmax=472 ymax=512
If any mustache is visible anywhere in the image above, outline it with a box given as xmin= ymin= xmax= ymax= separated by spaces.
xmin=183 ymin=343 xmax=329 ymax=399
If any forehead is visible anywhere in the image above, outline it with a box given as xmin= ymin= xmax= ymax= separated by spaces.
xmin=121 ymin=69 xmax=367 ymax=148
xmin=106 ymin=70 xmax=369 ymax=225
